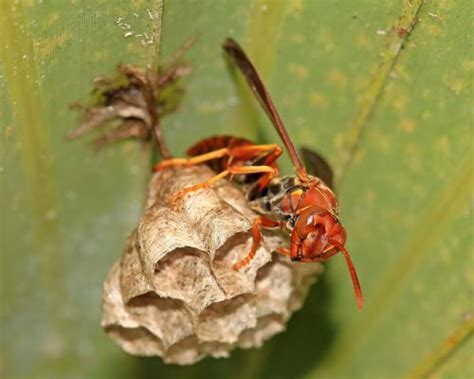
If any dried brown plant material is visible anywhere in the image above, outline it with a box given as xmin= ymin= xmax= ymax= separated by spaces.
xmin=101 ymin=165 xmax=322 ymax=364
xmin=67 ymin=60 xmax=191 ymax=154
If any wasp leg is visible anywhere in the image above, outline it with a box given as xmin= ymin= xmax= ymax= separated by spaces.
xmin=154 ymin=144 xmax=281 ymax=171
xmin=275 ymin=232 xmax=340 ymax=263
xmin=233 ymin=216 xmax=281 ymax=270
xmin=170 ymin=164 xmax=276 ymax=203
xmin=275 ymin=247 xmax=291 ymax=257
xmin=154 ymin=148 xmax=230 ymax=170
xmin=275 ymin=246 xmax=338 ymax=263
xmin=297 ymin=249 xmax=340 ymax=263
xmin=228 ymin=144 xmax=281 ymax=163
xmin=287 ymin=229 xmax=304 ymax=261
xmin=230 ymin=144 xmax=282 ymax=191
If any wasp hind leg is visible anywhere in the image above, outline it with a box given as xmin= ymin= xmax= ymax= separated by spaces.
xmin=169 ymin=164 xmax=276 ymax=203
xmin=154 ymin=143 xmax=281 ymax=172
xmin=154 ymin=147 xmax=230 ymax=171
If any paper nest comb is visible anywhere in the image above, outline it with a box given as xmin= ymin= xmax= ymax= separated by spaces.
xmin=101 ymin=165 xmax=322 ymax=364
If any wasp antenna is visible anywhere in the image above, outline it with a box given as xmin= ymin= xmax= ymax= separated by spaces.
xmin=330 ymin=239 xmax=363 ymax=309
xmin=222 ymin=38 xmax=309 ymax=181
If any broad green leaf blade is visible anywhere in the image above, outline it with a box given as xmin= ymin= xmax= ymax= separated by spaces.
xmin=1 ymin=1 xmax=160 ymax=378
xmin=1 ymin=1 xmax=472 ymax=379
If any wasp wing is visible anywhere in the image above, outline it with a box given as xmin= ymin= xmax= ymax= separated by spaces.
xmin=301 ymin=147 xmax=334 ymax=190
xmin=223 ymin=38 xmax=308 ymax=179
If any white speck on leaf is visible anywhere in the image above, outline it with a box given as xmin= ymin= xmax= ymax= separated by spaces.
xmin=147 ymin=9 xmax=155 ymax=20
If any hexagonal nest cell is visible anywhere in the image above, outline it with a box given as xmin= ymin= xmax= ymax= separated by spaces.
xmin=101 ymin=165 xmax=322 ymax=364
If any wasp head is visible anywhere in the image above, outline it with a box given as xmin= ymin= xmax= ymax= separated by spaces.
xmin=293 ymin=206 xmax=346 ymax=258
xmin=284 ymin=179 xmax=363 ymax=309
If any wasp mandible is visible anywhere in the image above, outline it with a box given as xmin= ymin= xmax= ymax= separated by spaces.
xmin=156 ymin=38 xmax=363 ymax=309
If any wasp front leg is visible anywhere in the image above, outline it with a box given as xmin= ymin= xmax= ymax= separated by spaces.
xmin=296 ymin=249 xmax=339 ymax=263
xmin=289 ymin=229 xmax=303 ymax=261
xmin=274 ymin=229 xmax=340 ymax=262
xmin=233 ymin=216 xmax=281 ymax=270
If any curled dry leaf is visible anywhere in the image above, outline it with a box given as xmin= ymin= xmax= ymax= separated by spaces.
xmin=101 ymin=165 xmax=323 ymax=364
xmin=67 ymin=62 xmax=191 ymax=151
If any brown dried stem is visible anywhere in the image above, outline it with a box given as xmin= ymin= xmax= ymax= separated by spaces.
xmin=68 ymin=50 xmax=192 ymax=158
xmin=144 ymin=71 xmax=171 ymax=158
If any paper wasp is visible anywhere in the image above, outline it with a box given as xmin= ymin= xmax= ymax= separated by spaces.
xmin=155 ymin=38 xmax=363 ymax=309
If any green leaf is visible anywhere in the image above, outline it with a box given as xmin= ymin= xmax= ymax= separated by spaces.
xmin=1 ymin=1 xmax=472 ymax=379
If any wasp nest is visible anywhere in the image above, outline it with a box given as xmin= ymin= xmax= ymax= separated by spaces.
xmin=101 ymin=165 xmax=322 ymax=364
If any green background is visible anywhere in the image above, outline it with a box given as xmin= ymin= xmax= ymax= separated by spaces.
xmin=1 ymin=0 xmax=472 ymax=378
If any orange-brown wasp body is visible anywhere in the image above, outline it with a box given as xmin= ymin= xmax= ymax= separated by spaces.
xmin=156 ymin=39 xmax=363 ymax=309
